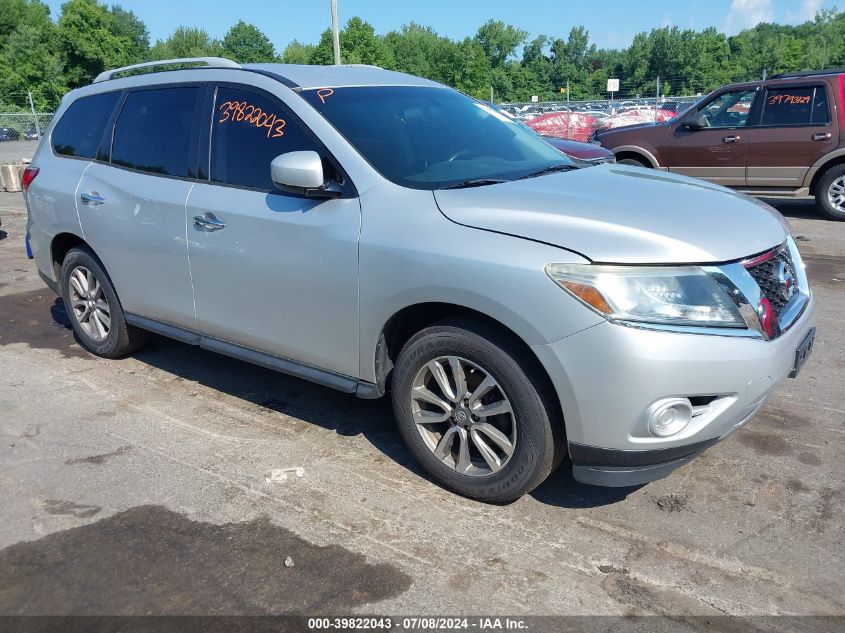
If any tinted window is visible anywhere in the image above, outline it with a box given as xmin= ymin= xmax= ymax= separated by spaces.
xmin=211 ymin=86 xmax=323 ymax=190
xmin=301 ymin=86 xmax=570 ymax=190
xmin=761 ymin=86 xmax=829 ymax=126
xmin=52 ymin=91 xmax=120 ymax=158
xmin=111 ymin=87 xmax=199 ymax=177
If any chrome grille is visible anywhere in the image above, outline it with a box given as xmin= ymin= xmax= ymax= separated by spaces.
xmin=745 ymin=248 xmax=796 ymax=314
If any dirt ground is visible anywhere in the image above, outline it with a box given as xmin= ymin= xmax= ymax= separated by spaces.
xmin=0 ymin=168 xmax=843 ymax=625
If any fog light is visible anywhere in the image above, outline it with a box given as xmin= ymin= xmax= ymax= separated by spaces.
xmin=647 ymin=398 xmax=693 ymax=437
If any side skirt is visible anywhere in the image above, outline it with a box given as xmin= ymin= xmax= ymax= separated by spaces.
xmin=125 ymin=313 xmax=380 ymax=399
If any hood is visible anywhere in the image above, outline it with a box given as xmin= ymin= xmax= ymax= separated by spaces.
xmin=433 ymin=164 xmax=789 ymax=264
xmin=596 ymin=120 xmax=667 ymax=136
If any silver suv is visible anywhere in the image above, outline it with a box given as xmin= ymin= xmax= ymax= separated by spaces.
xmin=24 ymin=58 xmax=816 ymax=502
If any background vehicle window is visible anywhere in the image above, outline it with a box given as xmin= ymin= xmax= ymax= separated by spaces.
xmin=211 ymin=86 xmax=324 ymax=190
xmin=696 ymin=90 xmax=756 ymax=128
xmin=111 ymin=87 xmax=199 ymax=177
xmin=52 ymin=91 xmax=120 ymax=158
xmin=761 ymin=86 xmax=827 ymax=127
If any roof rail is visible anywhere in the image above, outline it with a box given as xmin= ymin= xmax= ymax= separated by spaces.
xmin=770 ymin=68 xmax=845 ymax=80
xmin=93 ymin=57 xmax=240 ymax=83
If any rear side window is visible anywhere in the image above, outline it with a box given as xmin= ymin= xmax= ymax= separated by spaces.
xmin=52 ymin=92 xmax=120 ymax=158
xmin=111 ymin=87 xmax=199 ymax=177
xmin=210 ymin=86 xmax=324 ymax=190
xmin=760 ymin=86 xmax=830 ymax=127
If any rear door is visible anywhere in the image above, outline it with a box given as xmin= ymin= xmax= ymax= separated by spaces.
xmin=746 ymin=83 xmax=837 ymax=189
xmin=76 ymin=85 xmax=204 ymax=327
xmin=186 ymin=83 xmax=360 ymax=377
xmin=666 ymin=88 xmax=759 ymax=186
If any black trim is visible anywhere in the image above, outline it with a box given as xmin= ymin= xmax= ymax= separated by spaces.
xmin=239 ymin=68 xmax=301 ymax=90
xmin=568 ymin=437 xmax=720 ymax=468
xmin=124 ymin=313 xmax=377 ymax=398
xmin=772 ymin=68 xmax=845 ymax=79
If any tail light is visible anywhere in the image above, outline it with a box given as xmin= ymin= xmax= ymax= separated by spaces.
xmin=21 ymin=167 xmax=39 ymax=191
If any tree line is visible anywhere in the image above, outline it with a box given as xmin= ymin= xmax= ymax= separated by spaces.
xmin=2 ymin=0 xmax=844 ymax=111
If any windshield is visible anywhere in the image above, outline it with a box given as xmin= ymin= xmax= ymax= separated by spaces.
xmin=301 ymin=86 xmax=572 ymax=190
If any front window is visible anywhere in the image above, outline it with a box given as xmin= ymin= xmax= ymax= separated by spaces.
xmin=691 ymin=89 xmax=757 ymax=128
xmin=301 ymin=86 xmax=571 ymax=190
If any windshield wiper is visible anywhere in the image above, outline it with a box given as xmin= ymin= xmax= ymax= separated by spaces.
xmin=440 ymin=178 xmax=507 ymax=190
xmin=517 ymin=164 xmax=579 ymax=180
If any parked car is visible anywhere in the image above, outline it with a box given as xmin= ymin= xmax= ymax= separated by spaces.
xmin=24 ymin=125 xmax=40 ymax=141
xmin=541 ymin=135 xmax=615 ymax=164
xmin=592 ymin=69 xmax=845 ymax=220
xmin=24 ymin=58 xmax=816 ymax=502
xmin=0 ymin=127 xmax=20 ymax=142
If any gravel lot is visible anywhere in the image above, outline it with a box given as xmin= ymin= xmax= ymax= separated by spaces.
xmin=0 ymin=152 xmax=843 ymax=624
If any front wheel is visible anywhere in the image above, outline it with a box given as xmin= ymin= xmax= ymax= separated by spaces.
xmin=391 ymin=319 xmax=562 ymax=503
xmin=816 ymin=164 xmax=845 ymax=221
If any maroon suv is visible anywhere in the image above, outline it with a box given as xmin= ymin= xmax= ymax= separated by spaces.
xmin=592 ymin=69 xmax=845 ymax=220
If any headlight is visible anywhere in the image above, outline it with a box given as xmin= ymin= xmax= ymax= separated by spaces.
xmin=545 ymin=264 xmax=746 ymax=328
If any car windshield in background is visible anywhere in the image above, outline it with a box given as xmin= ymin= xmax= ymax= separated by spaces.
xmin=301 ymin=86 xmax=572 ymax=190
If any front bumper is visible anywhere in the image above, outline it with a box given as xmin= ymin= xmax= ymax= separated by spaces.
xmin=532 ymin=295 xmax=816 ymax=487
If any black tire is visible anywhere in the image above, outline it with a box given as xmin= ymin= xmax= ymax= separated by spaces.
xmin=60 ymin=246 xmax=146 ymax=358
xmin=815 ymin=163 xmax=845 ymax=221
xmin=618 ymin=157 xmax=649 ymax=168
xmin=391 ymin=317 xmax=563 ymax=503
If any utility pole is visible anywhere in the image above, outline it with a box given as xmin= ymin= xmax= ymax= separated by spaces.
xmin=762 ymin=68 xmax=767 ymax=80
xmin=331 ymin=0 xmax=341 ymax=65
xmin=490 ymin=85 xmax=494 ymax=103
xmin=566 ymin=79 xmax=570 ymax=103
xmin=28 ymin=92 xmax=40 ymax=140
xmin=655 ymin=76 xmax=660 ymax=122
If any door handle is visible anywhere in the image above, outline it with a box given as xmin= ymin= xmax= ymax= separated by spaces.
xmin=193 ymin=214 xmax=226 ymax=231
xmin=722 ymin=135 xmax=741 ymax=143
xmin=80 ymin=192 xmax=105 ymax=206
xmin=813 ymin=132 xmax=832 ymax=141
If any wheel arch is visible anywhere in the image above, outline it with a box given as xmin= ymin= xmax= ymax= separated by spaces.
xmin=50 ymin=232 xmax=88 ymax=280
xmin=806 ymin=151 xmax=845 ymax=196
xmin=611 ymin=145 xmax=660 ymax=168
xmin=375 ymin=302 xmax=565 ymax=436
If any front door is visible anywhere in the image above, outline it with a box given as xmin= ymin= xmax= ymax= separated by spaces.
xmin=666 ymin=88 xmax=759 ymax=187
xmin=746 ymin=83 xmax=838 ymax=189
xmin=186 ymin=84 xmax=360 ymax=378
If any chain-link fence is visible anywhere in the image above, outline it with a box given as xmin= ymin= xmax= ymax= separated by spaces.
xmin=0 ymin=112 xmax=54 ymax=142
xmin=500 ymin=95 xmax=702 ymax=142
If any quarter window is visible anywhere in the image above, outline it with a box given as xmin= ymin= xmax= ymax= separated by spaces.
xmin=760 ymin=86 xmax=830 ymax=127
xmin=111 ymin=87 xmax=199 ymax=177
xmin=52 ymin=91 xmax=120 ymax=159
xmin=210 ymin=86 xmax=325 ymax=191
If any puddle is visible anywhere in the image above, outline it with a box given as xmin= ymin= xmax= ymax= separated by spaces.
xmin=0 ymin=505 xmax=411 ymax=615
xmin=0 ymin=288 xmax=88 ymax=358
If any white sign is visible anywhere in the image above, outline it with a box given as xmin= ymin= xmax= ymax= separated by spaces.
xmin=607 ymin=78 xmax=620 ymax=93
xmin=531 ymin=95 xmax=539 ymax=103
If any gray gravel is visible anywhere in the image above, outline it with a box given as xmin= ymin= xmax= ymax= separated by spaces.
xmin=0 ymin=191 xmax=843 ymax=618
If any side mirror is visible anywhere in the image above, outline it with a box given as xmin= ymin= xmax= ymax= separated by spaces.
xmin=684 ymin=114 xmax=709 ymax=130
xmin=270 ymin=151 xmax=341 ymax=199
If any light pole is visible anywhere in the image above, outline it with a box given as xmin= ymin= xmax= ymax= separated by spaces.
xmin=331 ymin=0 xmax=341 ymax=65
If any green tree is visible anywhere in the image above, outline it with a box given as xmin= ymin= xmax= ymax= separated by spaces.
xmin=0 ymin=22 xmax=65 ymax=108
xmin=57 ymin=0 xmax=130 ymax=86
xmin=474 ymin=19 xmax=527 ymax=67
xmin=150 ymin=26 xmax=222 ymax=60
xmin=109 ymin=5 xmax=148 ymax=63
xmin=312 ymin=16 xmax=392 ymax=66
xmin=281 ymin=39 xmax=315 ymax=64
xmin=221 ymin=20 xmax=275 ymax=63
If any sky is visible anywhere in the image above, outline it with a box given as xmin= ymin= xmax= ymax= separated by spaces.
xmin=42 ymin=0 xmax=839 ymax=51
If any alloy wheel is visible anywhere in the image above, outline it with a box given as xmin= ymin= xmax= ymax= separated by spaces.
xmin=68 ymin=265 xmax=111 ymax=342
xmin=828 ymin=176 xmax=845 ymax=213
xmin=410 ymin=355 xmax=516 ymax=477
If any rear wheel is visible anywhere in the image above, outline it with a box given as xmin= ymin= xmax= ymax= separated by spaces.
xmin=391 ymin=318 xmax=561 ymax=503
xmin=60 ymin=247 xmax=146 ymax=358
xmin=815 ymin=163 xmax=845 ymax=221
